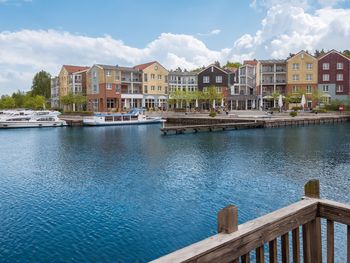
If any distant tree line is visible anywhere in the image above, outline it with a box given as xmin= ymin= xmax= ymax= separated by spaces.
xmin=0 ymin=70 xmax=51 ymax=109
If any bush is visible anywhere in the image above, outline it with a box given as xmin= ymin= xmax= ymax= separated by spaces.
xmin=292 ymin=106 xmax=302 ymax=111
xmin=209 ymin=111 xmax=216 ymax=118
xmin=290 ymin=111 xmax=298 ymax=117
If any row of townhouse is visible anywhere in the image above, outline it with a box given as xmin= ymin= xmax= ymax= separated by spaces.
xmin=51 ymin=49 xmax=350 ymax=112
xmin=51 ymin=61 xmax=237 ymax=111
xmin=229 ymin=49 xmax=350 ymax=110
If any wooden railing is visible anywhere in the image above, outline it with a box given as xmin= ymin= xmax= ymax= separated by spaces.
xmin=151 ymin=180 xmax=350 ymax=263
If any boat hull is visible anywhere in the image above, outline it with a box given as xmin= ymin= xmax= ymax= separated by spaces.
xmin=83 ymin=118 xmax=165 ymax=126
xmin=0 ymin=121 xmax=67 ymax=129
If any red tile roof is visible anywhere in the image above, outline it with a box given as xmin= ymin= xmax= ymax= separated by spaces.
xmin=63 ymin=65 xmax=90 ymax=73
xmin=243 ymin=60 xmax=257 ymax=66
xmin=133 ymin=61 xmax=157 ymax=70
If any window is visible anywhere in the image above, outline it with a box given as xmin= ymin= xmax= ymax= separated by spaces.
xmin=158 ymin=74 xmax=162 ymax=80
xmin=151 ymin=86 xmax=155 ymax=91
xmin=322 ymin=74 xmax=330 ymax=81
xmin=336 ymin=85 xmax=344 ymax=92
xmin=116 ymin=84 xmax=120 ymax=93
xmin=292 ymin=74 xmax=299 ymax=81
xmin=216 ymin=76 xmax=222 ymax=83
xmin=106 ymin=70 xmax=111 ymax=77
xmin=116 ymin=74 xmax=120 ymax=81
xmin=203 ymin=76 xmax=210 ymax=83
xmin=337 ymin=62 xmax=344 ymax=70
xmin=93 ymin=71 xmax=97 ymax=78
xmin=157 ymin=86 xmax=161 ymax=91
xmin=306 ymin=63 xmax=312 ymax=70
xmin=292 ymin=63 xmax=299 ymax=70
xmin=306 ymin=74 xmax=312 ymax=81
xmin=336 ymin=74 xmax=343 ymax=81
xmin=93 ymin=84 xmax=98 ymax=93
xmin=151 ymin=74 xmax=155 ymax=80
xmin=154 ymin=64 xmax=158 ymax=70
xmin=144 ymin=85 xmax=148 ymax=93
xmin=165 ymin=76 xmax=168 ymax=83
xmin=144 ymin=73 xmax=148 ymax=82
xmin=323 ymin=63 xmax=330 ymax=70
xmin=323 ymin=85 xmax=329 ymax=92
xmin=106 ymin=83 xmax=112 ymax=90
xmin=306 ymin=85 xmax=312 ymax=94
xmin=292 ymin=85 xmax=298 ymax=93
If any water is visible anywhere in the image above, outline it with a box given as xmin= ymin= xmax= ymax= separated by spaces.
xmin=0 ymin=124 xmax=350 ymax=262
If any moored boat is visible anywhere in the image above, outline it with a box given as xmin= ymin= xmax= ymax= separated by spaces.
xmin=83 ymin=108 xmax=165 ymax=126
xmin=0 ymin=111 xmax=67 ymax=128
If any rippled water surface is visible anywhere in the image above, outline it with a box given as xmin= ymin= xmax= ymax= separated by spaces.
xmin=1 ymin=124 xmax=350 ymax=262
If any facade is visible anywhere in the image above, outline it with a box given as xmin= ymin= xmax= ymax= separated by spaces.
xmin=50 ymin=76 xmax=59 ymax=109
xmin=168 ymin=69 xmax=197 ymax=108
xmin=286 ymin=51 xmax=318 ymax=109
xmin=119 ymin=66 xmax=143 ymax=109
xmin=58 ymin=65 xmax=89 ymax=97
xmin=198 ymin=64 xmax=230 ymax=108
xmin=134 ymin=61 xmax=169 ymax=109
xmin=86 ymin=64 xmax=121 ymax=112
xmin=229 ymin=61 xmax=257 ymax=110
xmin=317 ymin=50 xmax=350 ymax=104
xmin=256 ymin=59 xmax=287 ymax=109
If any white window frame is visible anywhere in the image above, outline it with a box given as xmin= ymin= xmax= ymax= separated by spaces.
xmin=337 ymin=62 xmax=344 ymax=70
xmin=322 ymin=74 xmax=330 ymax=81
xmin=158 ymin=74 xmax=162 ymax=80
xmin=322 ymin=85 xmax=329 ymax=92
xmin=106 ymin=70 xmax=111 ymax=77
xmin=336 ymin=74 xmax=343 ymax=81
xmin=336 ymin=85 xmax=344 ymax=92
xmin=306 ymin=63 xmax=312 ymax=70
xmin=106 ymin=83 xmax=112 ymax=90
xmin=151 ymin=74 xmax=155 ymax=80
xmin=323 ymin=63 xmax=330 ymax=70
xmin=306 ymin=74 xmax=312 ymax=81
xmin=203 ymin=76 xmax=210 ymax=83
xmin=292 ymin=85 xmax=298 ymax=93
xmin=292 ymin=63 xmax=299 ymax=70
xmin=306 ymin=85 xmax=312 ymax=94
xmin=292 ymin=74 xmax=299 ymax=81
xmin=216 ymin=76 xmax=222 ymax=83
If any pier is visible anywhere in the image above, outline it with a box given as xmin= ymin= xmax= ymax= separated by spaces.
xmin=151 ymin=179 xmax=350 ymax=263
xmin=161 ymin=114 xmax=350 ymax=135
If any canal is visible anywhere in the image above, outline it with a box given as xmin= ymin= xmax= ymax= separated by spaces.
xmin=0 ymin=124 xmax=349 ymax=262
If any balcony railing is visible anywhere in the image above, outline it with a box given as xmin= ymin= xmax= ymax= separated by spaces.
xmin=152 ymin=179 xmax=350 ymax=263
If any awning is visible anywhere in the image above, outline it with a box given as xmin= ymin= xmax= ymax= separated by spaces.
xmin=263 ymin=95 xmax=273 ymax=99
xmin=321 ymin=93 xmax=331 ymax=98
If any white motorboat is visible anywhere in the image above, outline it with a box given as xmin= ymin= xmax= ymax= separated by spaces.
xmin=83 ymin=108 xmax=165 ymax=126
xmin=0 ymin=111 xmax=67 ymax=128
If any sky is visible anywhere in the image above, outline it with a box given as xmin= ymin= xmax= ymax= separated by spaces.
xmin=0 ymin=0 xmax=350 ymax=95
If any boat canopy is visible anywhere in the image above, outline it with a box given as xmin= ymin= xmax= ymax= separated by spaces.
xmin=94 ymin=108 xmax=145 ymax=117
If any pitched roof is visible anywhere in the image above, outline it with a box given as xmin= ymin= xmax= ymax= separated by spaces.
xmin=243 ymin=60 xmax=257 ymax=66
xmin=317 ymin=49 xmax=350 ymax=61
xmin=197 ymin=64 xmax=229 ymax=75
xmin=133 ymin=61 xmax=157 ymax=70
xmin=286 ymin=50 xmax=316 ymax=61
xmin=63 ymin=65 xmax=90 ymax=73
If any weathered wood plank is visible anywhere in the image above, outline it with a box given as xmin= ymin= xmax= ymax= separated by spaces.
xmin=318 ymin=199 xmax=350 ymax=226
xmin=292 ymin=227 xmax=300 ymax=263
xmin=269 ymin=239 xmax=277 ymax=263
xmin=217 ymin=205 xmax=238 ymax=234
xmin=281 ymin=233 xmax=289 ymax=263
xmin=302 ymin=223 xmax=311 ymax=263
xmin=241 ymin=253 xmax=250 ymax=263
xmin=327 ymin=220 xmax=334 ymax=263
xmin=151 ymin=199 xmax=318 ymax=263
xmin=256 ymin=245 xmax=264 ymax=263
xmin=310 ymin=218 xmax=322 ymax=263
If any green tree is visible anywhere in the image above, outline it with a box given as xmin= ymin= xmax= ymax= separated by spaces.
xmin=73 ymin=93 xmax=86 ymax=111
xmin=0 ymin=96 xmax=16 ymax=109
xmin=31 ymin=70 xmax=51 ymax=99
xmin=224 ymin=61 xmax=242 ymax=68
xmin=312 ymin=90 xmax=325 ymax=107
xmin=60 ymin=93 xmax=74 ymax=111
xmin=343 ymin=50 xmax=350 ymax=58
xmin=207 ymin=86 xmax=223 ymax=109
xmin=12 ymin=90 xmax=26 ymax=108
xmin=23 ymin=95 xmax=46 ymax=109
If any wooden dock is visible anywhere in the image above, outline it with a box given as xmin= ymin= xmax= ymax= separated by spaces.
xmin=151 ymin=179 xmax=350 ymax=263
xmin=160 ymin=122 xmax=263 ymax=135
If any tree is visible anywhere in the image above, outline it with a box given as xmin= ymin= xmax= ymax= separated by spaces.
xmin=312 ymin=90 xmax=325 ymax=107
xmin=314 ymin=49 xmax=326 ymax=58
xmin=23 ymin=95 xmax=46 ymax=109
xmin=0 ymin=96 xmax=15 ymax=109
xmin=31 ymin=70 xmax=51 ymax=99
xmin=60 ymin=93 xmax=74 ymax=111
xmin=12 ymin=90 xmax=26 ymax=108
xmin=343 ymin=50 xmax=350 ymax=58
xmin=224 ymin=61 xmax=242 ymax=68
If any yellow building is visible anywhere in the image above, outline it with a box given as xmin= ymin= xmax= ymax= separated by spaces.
xmin=287 ymin=50 xmax=318 ymax=108
xmin=134 ymin=61 xmax=168 ymax=109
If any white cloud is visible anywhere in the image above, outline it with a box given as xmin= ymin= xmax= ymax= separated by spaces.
xmin=197 ymin=29 xmax=221 ymax=36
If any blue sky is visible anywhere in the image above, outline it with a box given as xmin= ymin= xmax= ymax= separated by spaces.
xmin=0 ymin=0 xmax=350 ymax=95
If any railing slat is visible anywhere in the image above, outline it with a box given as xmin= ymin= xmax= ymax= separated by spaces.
xmin=281 ymin=233 xmax=289 ymax=263
xmin=269 ymin=239 xmax=277 ymax=263
xmin=348 ymin=225 xmax=350 ymax=263
xmin=327 ymin=220 xmax=334 ymax=263
xmin=310 ymin=218 xmax=322 ymax=263
xmin=292 ymin=227 xmax=300 ymax=263
xmin=302 ymin=223 xmax=311 ymax=263
xmin=256 ymin=245 xmax=264 ymax=263
xmin=241 ymin=253 xmax=250 ymax=263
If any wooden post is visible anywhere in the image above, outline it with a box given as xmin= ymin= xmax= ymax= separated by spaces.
xmin=327 ymin=220 xmax=334 ymax=263
xmin=304 ymin=180 xmax=322 ymax=263
xmin=217 ymin=205 xmax=238 ymax=234
xmin=304 ymin=179 xmax=320 ymax=198
xmin=292 ymin=227 xmax=300 ymax=263
xmin=269 ymin=239 xmax=277 ymax=263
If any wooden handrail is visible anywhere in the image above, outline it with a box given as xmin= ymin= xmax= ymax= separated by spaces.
xmin=151 ymin=180 xmax=350 ymax=263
